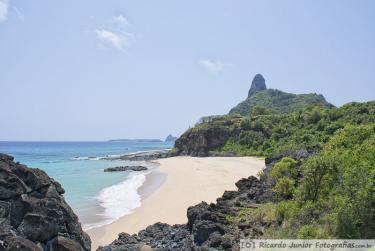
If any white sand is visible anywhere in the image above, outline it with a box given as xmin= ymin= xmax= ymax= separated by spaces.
xmin=87 ymin=156 xmax=265 ymax=249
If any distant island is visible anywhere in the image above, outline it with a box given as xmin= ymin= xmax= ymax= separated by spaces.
xmin=165 ymin=134 xmax=177 ymax=142
xmin=109 ymin=135 xmax=178 ymax=143
xmin=108 ymin=139 xmax=163 ymax=142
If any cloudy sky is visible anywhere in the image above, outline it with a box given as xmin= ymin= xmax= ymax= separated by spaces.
xmin=0 ymin=0 xmax=374 ymax=140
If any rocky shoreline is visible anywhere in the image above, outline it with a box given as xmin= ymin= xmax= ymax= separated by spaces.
xmin=0 ymin=153 xmax=91 ymax=251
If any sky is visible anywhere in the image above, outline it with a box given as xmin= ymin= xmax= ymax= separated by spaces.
xmin=0 ymin=0 xmax=374 ymax=141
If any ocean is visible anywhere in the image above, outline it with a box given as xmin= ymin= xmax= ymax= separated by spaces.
xmin=0 ymin=141 xmax=173 ymax=229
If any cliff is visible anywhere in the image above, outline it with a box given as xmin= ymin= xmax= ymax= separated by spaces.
xmin=0 ymin=153 xmax=91 ymax=251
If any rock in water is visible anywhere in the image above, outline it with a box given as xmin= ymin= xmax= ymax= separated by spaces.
xmin=104 ymin=166 xmax=148 ymax=172
xmin=0 ymin=153 xmax=91 ymax=251
xmin=248 ymin=73 xmax=267 ymax=97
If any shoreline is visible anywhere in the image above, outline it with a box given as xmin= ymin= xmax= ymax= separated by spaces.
xmin=137 ymin=168 xmax=168 ymax=201
xmin=87 ymin=156 xmax=265 ymax=250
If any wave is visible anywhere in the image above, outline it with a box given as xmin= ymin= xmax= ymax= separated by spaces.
xmin=71 ymin=156 xmax=103 ymax=161
xmin=89 ymin=172 xmax=147 ymax=229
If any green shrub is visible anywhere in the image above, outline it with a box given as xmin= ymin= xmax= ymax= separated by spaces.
xmin=273 ymin=177 xmax=295 ymax=200
xmin=269 ymin=157 xmax=298 ymax=180
xmin=297 ymin=224 xmax=329 ymax=239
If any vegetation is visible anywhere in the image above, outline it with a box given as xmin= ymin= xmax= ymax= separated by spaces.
xmin=225 ymin=203 xmax=278 ymax=226
xmin=229 ymin=89 xmax=334 ymax=116
xmin=269 ymin=124 xmax=375 ymax=238
xmin=217 ymin=101 xmax=375 ymax=156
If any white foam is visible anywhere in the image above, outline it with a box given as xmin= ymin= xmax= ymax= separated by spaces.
xmin=71 ymin=156 xmax=102 ymax=161
xmin=94 ymin=172 xmax=147 ymax=227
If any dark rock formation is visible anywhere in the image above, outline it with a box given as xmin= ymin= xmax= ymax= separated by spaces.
xmin=0 ymin=153 xmax=91 ymax=251
xmin=174 ymin=126 xmax=237 ymax=157
xmin=104 ymin=166 xmax=148 ymax=172
xmin=164 ymin=135 xmax=177 ymax=142
xmin=248 ymin=74 xmax=267 ymax=97
xmin=118 ymin=150 xmax=172 ymax=161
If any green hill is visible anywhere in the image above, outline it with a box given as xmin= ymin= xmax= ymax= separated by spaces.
xmin=229 ymin=74 xmax=334 ymax=116
xmin=174 ymin=101 xmax=375 ymax=156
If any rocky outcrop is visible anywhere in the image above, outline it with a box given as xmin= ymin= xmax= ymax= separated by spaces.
xmin=104 ymin=166 xmax=148 ymax=172
xmin=0 ymin=153 xmax=91 ymax=251
xmin=118 ymin=150 xmax=172 ymax=161
xmin=174 ymin=126 xmax=236 ymax=157
xmin=248 ymin=74 xmax=267 ymax=97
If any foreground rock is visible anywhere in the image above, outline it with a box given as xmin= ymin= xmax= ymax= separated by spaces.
xmin=0 ymin=153 xmax=91 ymax=251
xmin=104 ymin=166 xmax=148 ymax=172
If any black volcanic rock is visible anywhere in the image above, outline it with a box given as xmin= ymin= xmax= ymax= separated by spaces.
xmin=248 ymin=74 xmax=267 ymax=97
xmin=174 ymin=126 xmax=235 ymax=157
xmin=0 ymin=153 xmax=91 ymax=251
xmin=118 ymin=150 xmax=171 ymax=161
xmin=104 ymin=166 xmax=148 ymax=172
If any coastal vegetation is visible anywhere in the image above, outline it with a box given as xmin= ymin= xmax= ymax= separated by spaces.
xmin=226 ymin=124 xmax=375 ymax=239
xmin=175 ymin=100 xmax=375 ymax=157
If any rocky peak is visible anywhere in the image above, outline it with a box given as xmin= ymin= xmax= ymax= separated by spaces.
xmin=248 ymin=74 xmax=267 ymax=97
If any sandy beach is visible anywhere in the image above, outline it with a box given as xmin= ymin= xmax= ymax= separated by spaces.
xmin=88 ymin=156 xmax=265 ymax=249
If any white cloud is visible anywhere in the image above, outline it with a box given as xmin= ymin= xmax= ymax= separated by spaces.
xmin=110 ymin=15 xmax=128 ymax=26
xmin=198 ymin=59 xmax=231 ymax=74
xmin=0 ymin=0 xmax=9 ymax=23
xmin=95 ymin=15 xmax=134 ymax=52
xmin=95 ymin=29 xmax=132 ymax=51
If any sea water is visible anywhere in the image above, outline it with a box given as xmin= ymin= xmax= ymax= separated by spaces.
xmin=0 ymin=141 xmax=173 ymax=229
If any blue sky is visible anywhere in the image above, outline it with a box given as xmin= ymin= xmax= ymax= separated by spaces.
xmin=0 ymin=0 xmax=374 ymax=141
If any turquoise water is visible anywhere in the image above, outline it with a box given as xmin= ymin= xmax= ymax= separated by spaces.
xmin=0 ymin=141 xmax=173 ymax=229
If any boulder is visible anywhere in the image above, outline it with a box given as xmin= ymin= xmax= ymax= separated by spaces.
xmin=0 ymin=153 xmax=90 ymax=251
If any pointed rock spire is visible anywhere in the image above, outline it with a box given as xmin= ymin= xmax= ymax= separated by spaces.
xmin=248 ymin=74 xmax=267 ymax=97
